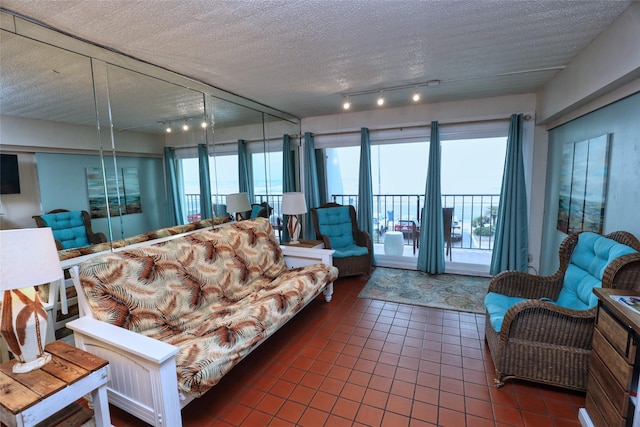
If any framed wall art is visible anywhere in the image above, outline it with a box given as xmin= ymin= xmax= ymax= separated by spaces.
xmin=557 ymin=133 xmax=610 ymax=234
xmin=87 ymin=167 xmax=142 ymax=218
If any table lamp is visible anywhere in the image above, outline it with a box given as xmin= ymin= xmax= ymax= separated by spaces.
xmin=281 ymin=192 xmax=307 ymax=244
xmin=0 ymin=228 xmax=63 ymax=373
xmin=227 ymin=192 xmax=251 ymax=221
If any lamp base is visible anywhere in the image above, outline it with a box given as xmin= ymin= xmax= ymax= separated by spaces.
xmin=287 ymin=215 xmax=302 ymax=244
xmin=12 ymin=352 xmax=51 ymax=374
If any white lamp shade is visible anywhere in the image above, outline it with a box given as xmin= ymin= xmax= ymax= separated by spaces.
xmin=0 ymin=228 xmax=63 ymax=290
xmin=226 ymin=192 xmax=251 ymax=214
xmin=281 ymin=192 xmax=307 ymax=215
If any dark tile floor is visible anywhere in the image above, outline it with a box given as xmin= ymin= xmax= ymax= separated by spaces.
xmin=109 ymin=273 xmax=585 ymax=426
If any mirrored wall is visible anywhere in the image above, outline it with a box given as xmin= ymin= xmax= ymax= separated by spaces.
xmin=0 ymin=9 xmax=300 ymax=249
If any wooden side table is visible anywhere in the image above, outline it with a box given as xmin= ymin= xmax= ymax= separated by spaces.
xmin=281 ymin=239 xmax=324 ymax=249
xmin=0 ymin=340 xmax=111 ymax=427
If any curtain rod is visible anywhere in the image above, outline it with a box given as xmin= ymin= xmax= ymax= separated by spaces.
xmin=174 ymin=113 xmax=531 ymax=149
xmin=290 ymin=113 xmax=528 ymax=139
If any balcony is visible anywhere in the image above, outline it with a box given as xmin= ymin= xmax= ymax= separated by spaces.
xmin=184 ymin=193 xmax=499 ymax=274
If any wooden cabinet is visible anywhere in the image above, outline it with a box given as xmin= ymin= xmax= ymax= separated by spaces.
xmin=580 ymin=288 xmax=640 ymax=427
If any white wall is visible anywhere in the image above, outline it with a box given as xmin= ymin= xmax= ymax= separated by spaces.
xmin=537 ymin=2 xmax=640 ymax=123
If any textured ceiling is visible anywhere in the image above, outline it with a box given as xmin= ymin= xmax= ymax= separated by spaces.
xmin=0 ymin=0 xmax=634 ymax=127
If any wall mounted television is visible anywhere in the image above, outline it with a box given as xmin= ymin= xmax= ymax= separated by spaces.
xmin=0 ymin=154 xmax=21 ymax=194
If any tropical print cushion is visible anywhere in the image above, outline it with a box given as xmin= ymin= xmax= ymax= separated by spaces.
xmin=77 ymin=217 xmax=338 ymax=397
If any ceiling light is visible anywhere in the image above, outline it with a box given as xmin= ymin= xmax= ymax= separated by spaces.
xmin=342 ymin=97 xmax=351 ymax=110
xmin=201 ymin=121 xmax=207 ymax=129
xmin=166 ymin=126 xmax=172 ymax=133
xmin=377 ymin=92 xmax=384 ymax=106
xmin=182 ymin=121 xmax=189 ymax=131
xmin=412 ymin=92 xmax=421 ymax=102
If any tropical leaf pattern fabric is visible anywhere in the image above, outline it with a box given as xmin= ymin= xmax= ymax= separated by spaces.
xmin=77 ymin=218 xmax=338 ymax=397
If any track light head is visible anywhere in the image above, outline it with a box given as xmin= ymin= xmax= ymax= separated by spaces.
xmin=412 ymin=92 xmax=421 ymax=102
xmin=377 ymin=93 xmax=384 ymax=106
xmin=343 ymin=97 xmax=351 ymax=110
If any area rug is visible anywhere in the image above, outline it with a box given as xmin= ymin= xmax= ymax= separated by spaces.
xmin=358 ymin=267 xmax=491 ymax=314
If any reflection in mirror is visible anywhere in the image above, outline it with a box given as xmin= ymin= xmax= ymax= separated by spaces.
xmin=0 ymin=28 xmax=109 ymax=245
xmin=103 ymin=63 xmax=207 ymax=242
xmin=1 ymin=9 xmax=300 ymax=255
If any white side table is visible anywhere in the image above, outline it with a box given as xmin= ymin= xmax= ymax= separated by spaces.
xmin=384 ymin=231 xmax=404 ymax=256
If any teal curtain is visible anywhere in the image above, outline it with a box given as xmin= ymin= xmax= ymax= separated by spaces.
xmin=238 ymin=139 xmax=254 ymax=202
xmin=303 ymin=132 xmax=320 ymax=240
xmin=198 ymin=144 xmax=213 ymax=219
xmin=315 ymin=148 xmax=327 ymax=206
xmin=490 ymin=114 xmax=529 ymax=274
xmin=282 ymin=134 xmax=296 ymax=241
xmin=417 ymin=121 xmax=445 ymax=274
xmin=358 ymin=128 xmax=375 ymax=265
xmin=163 ymin=147 xmax=184 ymax=226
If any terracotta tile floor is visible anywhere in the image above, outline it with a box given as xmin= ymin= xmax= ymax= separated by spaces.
xmin=109 ymin=274 xmax=585 ymax=427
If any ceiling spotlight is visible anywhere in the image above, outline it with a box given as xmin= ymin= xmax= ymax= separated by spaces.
xmin=342 ymin=97 xmax=351 ymax=110
xmin=201 ymin=121 xmax=207 ymax=129
xmin=412 ymin=92 xmax=421 ymax=102
xmin=377 ymin=92 xmax=384 ymax=106
xmin=166 ymin=126 xmax=172 ymax=133
xmin=182 ymin=121 xmax=189 ymax=131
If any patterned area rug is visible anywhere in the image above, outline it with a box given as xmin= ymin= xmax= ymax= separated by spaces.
xmin=358 ymin=267 xmax=491 ymax=314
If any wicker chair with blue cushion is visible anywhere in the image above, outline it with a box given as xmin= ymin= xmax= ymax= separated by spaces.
xmin=310 ymin=202 xmax=373 ymax=278
xmin=33 ymin=209 xmax=107 ymax=250
xmin=484 ymin=231 xmax=640 ymax=391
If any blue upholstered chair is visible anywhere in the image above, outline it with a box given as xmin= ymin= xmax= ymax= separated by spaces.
xmin=33 ymin=209 xmax=107 ymax=250
xmin=484 ymin=231 xmax=640 ymax=391
xmin=310 ymin=203 xmax=373 ymax=278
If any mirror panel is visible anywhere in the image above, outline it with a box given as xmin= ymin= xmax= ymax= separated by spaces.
xmin=1 ymin=9 xmax=300 ymax=252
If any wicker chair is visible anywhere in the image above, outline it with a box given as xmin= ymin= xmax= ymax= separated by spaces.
xmin=33 ymin=209 xmax=107 ymax=250
xmin=485 ymin=231 xmax=640 ymax=391
xmin=310 ymin=202 xmax=373 ymax=278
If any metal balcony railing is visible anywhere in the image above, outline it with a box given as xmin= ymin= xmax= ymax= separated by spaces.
xmin=184 ymin=193 xmax=500 ymax=251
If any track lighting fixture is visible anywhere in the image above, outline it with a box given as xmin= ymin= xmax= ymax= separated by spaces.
xmin=343 ymin=97 xmax=351 ymax=110
xmin=377 ymin=92 xmax=384 ymax=106
xmin=158 ymin=116 xmax=208 ymax=133
xmin=412 ymin=91 xmax=421 ymax=102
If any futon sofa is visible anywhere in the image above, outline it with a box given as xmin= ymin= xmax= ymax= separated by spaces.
xmin=485 ymin=231 xmax=640 ymax=391
xmin=67 ymin=218 xmax=338 ymax=426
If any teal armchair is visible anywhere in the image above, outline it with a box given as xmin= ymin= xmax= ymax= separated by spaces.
xmin=33 ymin=209 xmax=107 ymax=250
xmin=310 ymin=203 xmax=373 ymax=278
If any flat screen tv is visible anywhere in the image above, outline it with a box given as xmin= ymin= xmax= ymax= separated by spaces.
xmin=0 ymin=154 xmax=21 ymax=194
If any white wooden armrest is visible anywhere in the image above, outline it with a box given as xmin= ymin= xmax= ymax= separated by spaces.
xmin=66 ymin=316 xmax=178 ymax=364
xmin=67 ymin=316 xmax=183 ymax=426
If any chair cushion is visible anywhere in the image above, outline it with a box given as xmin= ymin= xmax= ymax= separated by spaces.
xmin=315 ymin=206 xmax=356 ymax=250
xmin=557 ymin=232 xmax=638 ymax=309
xmin=40 ymin=211 xmax=90 ymax=249
xmin=250 ymin=205 xmax=264 ymax=219
xmin=333 ymin=244 xmax=369 ymax=259
xmin=484 ymin=292 xmax=528 ymax=332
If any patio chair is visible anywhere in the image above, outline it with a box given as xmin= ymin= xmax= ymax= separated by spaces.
xmin=33 ymin=209 xmax=107 ymax=250
xmin=310 ymin=202 xmax=373 ymax=278
xmin=484 ymin=230 xmax=640 ymax=391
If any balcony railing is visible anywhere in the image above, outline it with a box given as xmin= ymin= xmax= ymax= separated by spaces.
xmin=184 ymin=193 xmax=500 ymax=251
